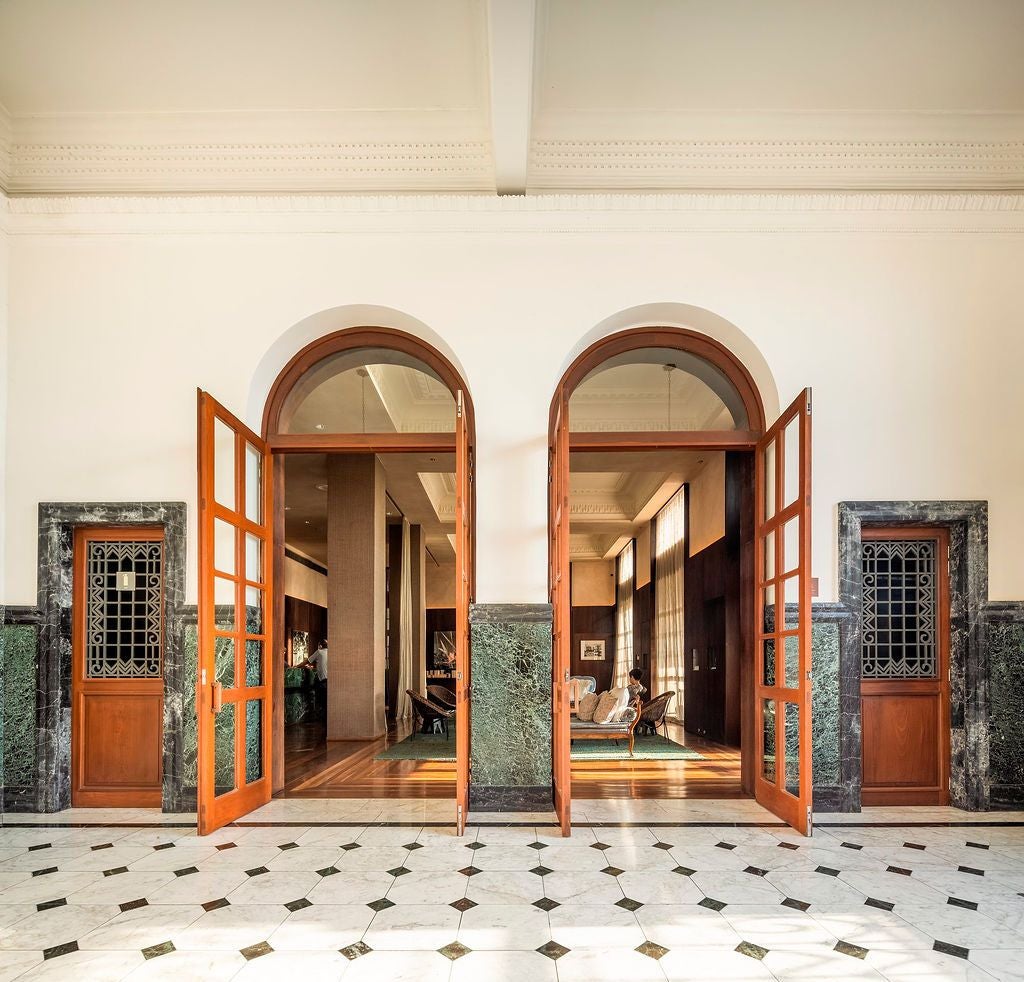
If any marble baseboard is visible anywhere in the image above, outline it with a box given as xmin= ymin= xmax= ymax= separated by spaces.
xmin=470 ymin=785 xmax=552 ymax=812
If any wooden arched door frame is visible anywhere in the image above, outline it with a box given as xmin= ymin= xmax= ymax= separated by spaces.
xmin=547 ymin=327 xmax=770 ymax=835
xmin=262 ymin=327 xmax=476 ymax=828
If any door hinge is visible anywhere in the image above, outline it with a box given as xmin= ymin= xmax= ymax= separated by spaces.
xmin=806 ymin=804 xmax=813 ymax=836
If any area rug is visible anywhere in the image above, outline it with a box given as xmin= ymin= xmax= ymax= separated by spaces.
xmin=375 ymin=732 xmax=705 ymax=762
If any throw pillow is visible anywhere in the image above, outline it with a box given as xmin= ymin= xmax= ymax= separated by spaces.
xmin=592 ymin=689 xmax=622 ymax=724
xmin=605 ymin=686 xmax=631 ymax=722
xmin=577 ymin=692 xmax=599 ymax=722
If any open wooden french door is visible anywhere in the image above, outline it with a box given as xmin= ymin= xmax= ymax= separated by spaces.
xmin=550 ymin=389 xmax=571 ymax=836
xmin=754 ymin=389 xmax=813 ymax=834
xmin=455 ymin=391 xmax=472 ymax=834
xmin=197 ymin=391 xmax=274 ymax=836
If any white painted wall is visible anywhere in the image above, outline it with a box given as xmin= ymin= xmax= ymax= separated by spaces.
xmin=3 ymin=195 xmax=1023 ymax=606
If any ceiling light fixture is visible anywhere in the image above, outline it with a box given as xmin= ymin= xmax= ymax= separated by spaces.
xmin=663 ymin=363 xmax=676 ymax=430
xmin=314 ymin=423 xmax=326 ymax=431
xmin=357 ymin=367 xmax=369 ymax=433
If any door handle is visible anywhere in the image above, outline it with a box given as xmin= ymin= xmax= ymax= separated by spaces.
xmin=212 ymin=682 xmax=223 ymax=714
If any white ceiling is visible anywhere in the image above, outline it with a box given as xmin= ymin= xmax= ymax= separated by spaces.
xmin=1 ymin=0 xmax=1021 ymax=193
xmin=569 ymin=449 xmax=713 ymax=560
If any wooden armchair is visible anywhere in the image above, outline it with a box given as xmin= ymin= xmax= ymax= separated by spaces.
xmin=408 ymin=690 xmax=454 ymax=738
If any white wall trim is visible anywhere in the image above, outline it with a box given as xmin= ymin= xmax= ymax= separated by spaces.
xmin=4 ymin=191 xmax=1024 ymax=236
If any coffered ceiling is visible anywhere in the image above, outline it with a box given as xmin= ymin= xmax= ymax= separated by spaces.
xmin=569 ymin=450 xmax=713 ymax=560
xmin=1 ymin=0 xmax=1021 ymax=194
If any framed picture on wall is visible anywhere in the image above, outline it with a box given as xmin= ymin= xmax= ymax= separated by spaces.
xmin=580 ymin=639 xmax=606 ymax=661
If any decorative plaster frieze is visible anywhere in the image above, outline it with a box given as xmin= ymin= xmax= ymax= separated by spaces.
xmin=4 ymin=191 xmax=1024 ymax=236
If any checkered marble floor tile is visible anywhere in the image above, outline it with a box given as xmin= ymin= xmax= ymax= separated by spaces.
xmin=1 ymin=813 xmax=1023 ymax=980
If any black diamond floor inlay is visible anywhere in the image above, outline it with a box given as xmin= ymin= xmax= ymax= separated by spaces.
xmin=142 ymin=941 xmax=175 ymax=960
xmin=37 ymin=898 xmax=67 ymax=912
xmin=367 ymin=898 xmax=395 ymax=912
xmin=244 ymin=867 xmax=268 ymax=877
xmin=438 ymin=941 xmax=471 ymax=961
xmin=653 ymin=842 xmax=674 ymax=850
xmin=933 ymin=940 xmax=969 ymax=960
xmin=887 ymin=866 xmax=912 ymax=876
xmin=215 ymin=842 xmax=237 ymax=851
xmin=531 ymin=866 xmax=553 ymax=877
xmin=636 ymin=941 xmax=669 ymax=960
xmin=966 ymin=841 xmax=990 ymax=850
xmin=341 ymin=843 xmax=361 ymax=851
xmin=340 ymin=942 xmax=372 ymax=960
xmin=153 ymin=842 xmax=175 ymax=851
xmin=835 ymin=940 xmax=868 ymax=959
xmin=459 ymin=866 xmax=482 ymax=877
xmin=120 ymin=898 xmax=148 ymax=912
xmin=865 ymin=897 xmax=895 ymax=912
xmin=715 ymin=842 xmax=737 ymax=850
xmin=590 ymin=842 xmax=611 ymax=851
xmin=202 ymin=898 xmax=231 ymax=912
xmin=947 ymin=897 xmax=978 ymax=911
xmin=903 ymin=842 xmax=926 ymax=850
xmin=43 ymin=941 xmax=78 ymax=960
xmin=91 ymin=843 xmax=114 ymax=851
xmin=527 ymin=841 xmax=548 ymax=850
xmin=841 ymin=842 xmax=863 ymax=850
xmin=602 ymin=866 xmax=624 ymax=877
xmin=673 ymin=866 xmax=696 ymax=877
xmin=699 ymin=897 xmax=727 ymax=911
xmin=386 ymin=867 xmax=411 ymax=877
xmin=450 ymin=898 xmax=477 ymax=912
xmin=537 ymin=941 xmax=570 ymax=960
xmin=816 ymin=866 xmax=840 ymax=877
xmin=617 ymin=897 xmax=644 ymax=911
xmin=744 ymin=866 xmax=768 ymax=877
xmin=103 ymin=867 xmax=129 ymax=877
xmin=285 ymin=898 xmax=313 ymax=912
xmin=278 ymin=842 xmax=299 ymax=851
xmin=533 ymin=898 xmax=560 ymax=911
xmin=32 ymin=868 xmax=57 ymax=877
xmin=403 ymin=842 xmax=424 ymax=851
xmin=735 ymin=941 xmax=768 ymax=960
xmin=465 ymin=841 xmax=487 ymax=851
xmin=317 ymin=866 xmax=340 ymax=877
xmin=958 ymin=866 xmax=984 ymax=876
xmin=28 ymin=843 xmax=51 ymax=851
xmin=782 ymin=897 xmax=810 ymax=912
xmin=241 ymin=941 xmax=273 ymax=960
xmin=779 ymin=841 xmax=800 ymax=851
xmin=174 ymin=866 xmax=199 ymax=877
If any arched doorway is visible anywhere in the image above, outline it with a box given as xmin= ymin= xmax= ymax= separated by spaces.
xmin=197 ymin=327 xmax=475 ymax=834
xmin=548 ymin=327 xmax=812 ymax=835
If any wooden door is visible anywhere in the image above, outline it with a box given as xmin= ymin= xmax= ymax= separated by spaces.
xmin=197 ymin=391 xmax=274 ymax=835
xmin=861 ymin=528 xmax=950 ymax=806
xmin=455 ymin=390 xmax=472 ymax=833
xmin=550 ymin=389 xmax=571 ymax=836
xmin=754 ymin=390 xmax=813 ymax=834
xmin=72 ymin=527 xmax=165 ymax=807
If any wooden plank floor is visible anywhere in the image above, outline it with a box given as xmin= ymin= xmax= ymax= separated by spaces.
xmin=281 ymin=719 xmax=743 ymax=800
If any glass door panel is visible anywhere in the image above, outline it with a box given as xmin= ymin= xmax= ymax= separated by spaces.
xmin=754 ymin=389 xmax=812 ymax=835
xmin=198 ymin=391 xmax=274 ymax=835
xmin=550 ymin=389 xmax=571 ymax=837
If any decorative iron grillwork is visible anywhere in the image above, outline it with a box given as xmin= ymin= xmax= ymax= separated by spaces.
xmin=862 ymin=539 xmax=937 ymax=679
xmin=86 ymin=540 xmax=163 ymax=678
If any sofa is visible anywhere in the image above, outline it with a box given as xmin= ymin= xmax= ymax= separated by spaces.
xmin=570 ymin=697 xmax=642 ymax=756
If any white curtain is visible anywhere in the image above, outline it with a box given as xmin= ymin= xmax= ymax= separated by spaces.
xmin=613 ymin=540 xmax=634 ymax=690
xmin=654 ymin=486 xmax=686 ymax=720
xmin=395 ymin=519 xmax=414 ymax=719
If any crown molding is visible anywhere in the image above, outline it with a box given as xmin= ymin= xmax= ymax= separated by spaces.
xmin=3 ymin=191 xmax=1023 ymax=235
xmin=530 ymin=111 xmax=1024 ymax=191
xmin=2 ymin=109 xmax=494 ymax=195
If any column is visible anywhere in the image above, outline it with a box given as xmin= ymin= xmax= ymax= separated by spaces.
xmin=326 ymin=454 xmax=386 ymax=740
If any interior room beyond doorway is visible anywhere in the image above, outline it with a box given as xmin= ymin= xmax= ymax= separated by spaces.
xmin=568 ymin=449 xmax=746 ymax=799
xmin=280 ymin=451 xmax=457 ymax=798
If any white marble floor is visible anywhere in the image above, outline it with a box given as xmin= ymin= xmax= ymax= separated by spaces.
xmin=2 ymin=800 xmax=1023 ymax=980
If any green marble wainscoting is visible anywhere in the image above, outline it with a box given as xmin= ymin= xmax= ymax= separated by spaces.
xmin=1 ymin=622 xmax=39 ymax=810
xmin=987 ymin=613 xmax=1024 ymax=808
xmin=810 ymin=619 xmax=841 ymax=793
xmin=469 ymin=604 xmax=553 ymax=811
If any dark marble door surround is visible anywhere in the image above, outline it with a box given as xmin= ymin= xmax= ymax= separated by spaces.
xmin=837 ymin=501 xmax=992 ymax=812
xmin=24 ymin=503 xmax=187 ymax=813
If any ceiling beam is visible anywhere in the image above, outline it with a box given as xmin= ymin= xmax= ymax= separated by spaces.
xmin=486 ymin=0 xmax=537 ymax=195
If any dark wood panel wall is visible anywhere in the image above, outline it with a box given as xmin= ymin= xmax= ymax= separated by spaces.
xmin=633 ymin=581 xmax=653 ymax=692
xmin=682 ymin=452 xmax=750 ymax=749
xmin=570 ymin=605 xmax=616 ymax=691
xmin=284 ymin=595 xmax=328 ymax=664
xmin=426 ymin=607 xmax=455 ymax=672
xmin=386 ymin=523 xmax=403 ymax=723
